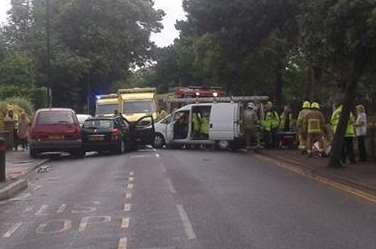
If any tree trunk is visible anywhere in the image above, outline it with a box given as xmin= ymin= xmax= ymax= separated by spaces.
xmin=274 ymin=63 xmax=283 ymax=111
xmin=328 ymin=62 xmax=364 ymax=167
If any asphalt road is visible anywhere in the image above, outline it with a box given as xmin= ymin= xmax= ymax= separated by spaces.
xmin=0 ymin=149 xmax=376 ymax=249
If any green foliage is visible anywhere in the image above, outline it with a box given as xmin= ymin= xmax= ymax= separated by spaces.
xmin=0 ymin=51 xmax=34 ymax=88
xmin=4 ymin=96 xmax=34 ymax=116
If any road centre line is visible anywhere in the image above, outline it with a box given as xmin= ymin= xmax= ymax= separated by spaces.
xmin=125 ymin=192 xmax=132 ymax=199
xmin=166 ymin=179 xmax=177 ymax=194
xmin=121 ymin=217 xmax=130 ymax=229
xmin=129 ymin=171 xmax=134 ymax=176
xmin=3 ymin=222 xmax=22 ymax=238
xmin=124 ymin=203 xmax=132 ymax=212
xmin=176 ymin=204 xmax=197 ymax=240
xmin=129 ymin=177 xmax=134 ymax=182
xmin=127 ymin=183 xmax=134 ymax=190
xmin=118 ymin=237 xmax=128 ymax=249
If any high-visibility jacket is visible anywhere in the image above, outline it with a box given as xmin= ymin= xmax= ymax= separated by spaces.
xmin=330 ymin=106 xmax=355 ymax=137
xmin=304 ymin=110 xmax=325 ymax=134
xmin=261 ymin=111 xmax=280 ymax=132
xmin=192 ymin=113 xmax=201 ymax=133
xmin=200 ymin=117 xmax=209 ymax=135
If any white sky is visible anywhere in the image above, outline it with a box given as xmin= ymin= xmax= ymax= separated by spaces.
xmin=0 ymin=0 xmax=185 ymax=47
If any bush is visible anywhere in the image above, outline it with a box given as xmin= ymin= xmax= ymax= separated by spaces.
xmin=4 ymin=97 xmax=34 ymax=116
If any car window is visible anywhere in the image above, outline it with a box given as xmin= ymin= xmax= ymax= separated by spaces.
xmin=83 ymin=120 xmax=113 ymax=129
xmin=37 ymin=111 xmax=75 ymax=125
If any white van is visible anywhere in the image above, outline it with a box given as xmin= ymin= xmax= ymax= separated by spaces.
xmin=153 ymin=103 xmax=243 ymax=149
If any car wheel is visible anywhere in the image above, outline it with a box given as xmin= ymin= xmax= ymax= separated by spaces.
xmin=72 ymin=150 xmax=85 ymax=158
xmin=154 ymin=134 xmax=165 ymax=149
xmin=30 ymin=148 xmax=38 ymax=158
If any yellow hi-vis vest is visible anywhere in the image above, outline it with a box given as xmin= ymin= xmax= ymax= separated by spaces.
xmin=330 ymin=106 xmax=355 ymax=137
xmin=261 ymin=111 xmax=280 ymax=131
xmin=200 ymin=117 xmax=209 ymax=135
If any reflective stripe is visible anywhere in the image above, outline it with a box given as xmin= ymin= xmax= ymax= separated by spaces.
xmin=307 ymin=119 xmax=321 ymax=134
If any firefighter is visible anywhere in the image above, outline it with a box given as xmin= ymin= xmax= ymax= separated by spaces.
xmin=261 ymin=101 xmax=280 ymax=148
xmin=304 ymin=102 xmax=326 ymax=157
xmin=243 ymin=102 xmax=259 ymax=150
xmin=297 ymin=101 xmax=311 ymax=153
xmin=330 ymin=104 xmax=356 ymax=164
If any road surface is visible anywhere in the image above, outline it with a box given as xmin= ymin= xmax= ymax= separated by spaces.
xmin=0 ymin=149 xmax=375 ymax=249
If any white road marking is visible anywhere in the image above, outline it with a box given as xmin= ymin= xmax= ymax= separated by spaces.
xmin=36 ymin=219 xmax=72 ymax=234
xmin=9 ymin=193 xmax=32 ymax=201
xmin=3 ymin=222 xmax=22 ymax=238
xmin=71 ymin=204 xmax=97 ymax=214
xmin=121 ymin=217 xmax=130 ymax=229
xmin=79 ymin=216 xmax=111 ymax=232
xmin=129 ymin=177 xmax=134 ymax=182
xmin=160 ymin=163 xmax=167 ymax=173
xmin=127 ymin=183 xmax=134 ymax=190
xmin=166 ymin=179 xmax=176 ymax=194
xmin=177 ymin=204 xmax=197 ymax=240
xmin=125 ymin=192 xmax=132 ymax=199
xmin=30 ymin=183 xmax=42 ymax=191
xmin=152 ymin=148 xmax=157 ymax=152
xmin=23 ymin=206 xmax=33 ymax=213
xmin=155 ymin=153 xmax=160 ymax=158
xmin=57 ymin=204 xmax=67 ymax=214
xmin=129 ymin=171 xmax=134 ymax=176
xmin=35 ymin=205 xmax=49 ymax=216
xmin=124 ymin=203 xmax=132 ymax=212
xmin=118 ymin=237 xmax=128 ymax=249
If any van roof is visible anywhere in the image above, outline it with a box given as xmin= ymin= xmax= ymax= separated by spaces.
xmin=178 ymin=102 xmax=236 ymax=111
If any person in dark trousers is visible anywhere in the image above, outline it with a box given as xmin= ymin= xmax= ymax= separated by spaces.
xmin=330 ymin=103 xmax=356 ymax=164
xmin=355 ymin=105 xmax=368 ymax=161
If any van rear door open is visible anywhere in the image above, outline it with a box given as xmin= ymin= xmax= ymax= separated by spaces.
xmin=209 ymin=103 xmax=237 ymax=140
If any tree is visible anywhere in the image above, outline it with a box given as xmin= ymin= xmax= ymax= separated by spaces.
xmin=300 ymin=0 xmax=376 ymax=167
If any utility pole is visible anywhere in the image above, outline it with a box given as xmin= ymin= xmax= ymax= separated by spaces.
xmin=46 ymin=0 xmax=52 ymax=107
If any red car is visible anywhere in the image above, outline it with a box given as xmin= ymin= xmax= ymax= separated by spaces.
xmin=29 ymin=108 xmax=84 ymax=158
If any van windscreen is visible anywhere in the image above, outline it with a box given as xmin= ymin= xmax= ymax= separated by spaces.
xmin=37 ymin=111 xmax=74 ymax=125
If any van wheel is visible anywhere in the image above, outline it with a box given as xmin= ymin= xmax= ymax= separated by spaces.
xmin=216 ymin=140 xmax=230 ymax=150
xmin=154 ymin=134 xmax=165 ymax=149
xmin=30 ymin=149 xmax=38 ymax=158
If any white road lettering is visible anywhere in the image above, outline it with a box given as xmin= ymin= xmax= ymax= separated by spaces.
xmin=71 ymin=204 xmax=96 ymax=214
xmin=35 ymin=205 xmax=49 ymax=216
xmin=3 ymin=222 xmax=22 ymax=238
xmin=36 ymin=219 xmax=72 ymax=234
xmin=79 ymin=216 xmax=111 ymax=232
xmin=118 ymin=237 xmax=127 ymax=249
xmin=177 ymin=204 xmax=197 ymax=240
xmin=57 ymin=204 xmax=67 ymax=214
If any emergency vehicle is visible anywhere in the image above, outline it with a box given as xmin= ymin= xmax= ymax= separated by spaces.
xmin=95 ymin=94 xmax=119 ymax=117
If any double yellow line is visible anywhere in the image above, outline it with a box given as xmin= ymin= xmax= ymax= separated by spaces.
xmin=254 ymin=154 xmax=376 ymax=204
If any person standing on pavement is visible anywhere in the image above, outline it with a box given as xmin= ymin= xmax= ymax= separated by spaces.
xmin=355 ymin=105 xmax=368 ymax=161
xmin=243 ymin=102 xmax=259 ymax=150
xmin=297 ymin=101 xmax=311 ymax=154
xmin=17 ymin=112 xmax=30 ymax=151
xmin=261 ymin=101 xmax=280 ymax=148
xmin=304 ymin=102 xmax=326 ymax=157
xmin=330 ymin=103 xmax=356 ymax=164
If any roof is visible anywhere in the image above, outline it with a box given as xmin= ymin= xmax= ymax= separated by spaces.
xmin=36 ymin=108 xmax=75 ymax=112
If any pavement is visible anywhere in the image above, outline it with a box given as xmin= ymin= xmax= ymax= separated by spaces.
xmin=0 ymin=151 xmax=49 ymax=200
xmin=0 ymin=149 xmax=375 ymax=249
xmin=258 ymin=149 xmax=376 ymax=195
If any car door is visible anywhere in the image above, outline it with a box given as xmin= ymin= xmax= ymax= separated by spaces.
xmin=132 ymin=116 xmax=155 ymax=146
